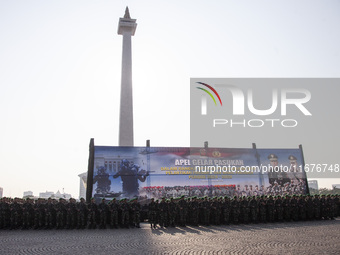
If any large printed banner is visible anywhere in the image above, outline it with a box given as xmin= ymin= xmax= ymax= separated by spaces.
xmin=90 ymin=146 xmax=308 ymax=200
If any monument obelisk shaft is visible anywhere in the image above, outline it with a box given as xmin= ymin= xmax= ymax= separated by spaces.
xmin=118 ymin=7 xmax=137 ymax=146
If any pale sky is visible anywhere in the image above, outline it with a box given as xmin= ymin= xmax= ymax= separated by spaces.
xmin=0 ymin=0 xmax=339 ymax=198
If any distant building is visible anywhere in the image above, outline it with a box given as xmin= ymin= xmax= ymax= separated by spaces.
xmin=308 ymin=180 xmax=318 ymax=190
xmin=39 ymin=191 xmax=54 ymax=199
xmin=0 ymin=187 xmax=3 ymax=198
xmin=23 ymin=191 xmax=34 ymax=197
xmin=332 ymin=184 xmax=340 ymax=189
xmin=39 ymin=190 xmax=72 ymax=200
xmin=78 ymin=172 xmax=87 ymax=199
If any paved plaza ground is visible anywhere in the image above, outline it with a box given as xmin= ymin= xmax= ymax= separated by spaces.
xmin=0 ymin=219 xmax=339 ymax=255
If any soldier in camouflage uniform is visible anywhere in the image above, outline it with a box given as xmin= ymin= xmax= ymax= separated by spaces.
xmin=177 ymin=196 xmax=187 ymax=227
xmin=212 ymin=197 xmax=222 ymax=225
xmin=98 ymin=198 xmax=109 ymax=229
xmin=45 ymin=198 xmax=55 ymax=229
xmin=33 ymin=199 xmax=46 ymax=229
xmin=120 ymin=198 xmax=130 ymax=228
xmin=87 ymin=197 xmax=98 ymax=229
xmin=283 ymin=195 xmax=291 ymax=221
xmin=266 ymin=195 xmax=275 ymax=222
xmin=334 ymin=194 xmax=340 ymax=217
xmin=158 ymin=197 xmax=168 ymax=228
xmin=222 ymin=196 xmax=231 ymax=225
xmin=2 ymin=197 xmax=10 ymax=229
xmin=327 ymin=194 xmax=335 ymax=220
xmin=201 ymin=196 xmax=211 ymax=226
xmin=306 ymin=195 xmax=314 ymax=220
xmin=76 ymin=198 xmax=87 ymax=229
xmin=10 ymin=197 xmax=22 ymax=229
xmin=167 ymin=198 xmax=177 ymax=227
xmin=148 ymin=198 xmax=158 ymax=228
xmin=22 ymin=198 xmax=34 ymax=229
xmin=240 ymin=196 xmax=249 ymax=224
xmin=275 ymin=195 xmax=284 ymax=222
xmin=56 ymin=198 xmax=67 ymax=229
xmin=290 ymin=195 xmax=299 ymax=221
xmin=313 ymin=194 xmax=321 ymax=220
xmin=190 ymin=197 xmax=199 ymax=226
xmin=108 ymin=198 xmax=119 ymax=228
xmin=130 ymin=198 xmax=141 ymax=228
xmin=249 ymin=196 xmax=258 ymax=223
xmin=298 ymin=195 xmax=307 ymax=221
xmin=231 ymin=196 xmax=240 ymax=224
xmin=259 ymin=195 xmax=267 ymax=223
xmin=0 ymin=198 xmax=3 ymax=229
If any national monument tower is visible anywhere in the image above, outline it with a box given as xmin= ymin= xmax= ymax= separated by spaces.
xmin=118 ymin=7 xmax=137 ymax=146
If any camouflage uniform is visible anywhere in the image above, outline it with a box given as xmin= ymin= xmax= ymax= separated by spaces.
xmin=249 ymin=196 xmax=258 ymax=223
xmin=167 ymin=198 xmax=177 ymax=227
xmin=231 ymin=197 xmax=240 ymax=224
xmin=87 ymin=198 xmax=98 ymax=229
xmin=98 ymin=199 xmax=109 ymax=229
xmin=22 ymin=198 xmax=34 ymax=229
xmin=108 ymin=199 xmax=119 ymax=228
xmin=148 ymin=199 xmax=158 ymax=228
xmin=259 ymin=196 xmax=267 ymax=223
xmin=130 ymin=199 xmax=141 ymax=228
xmin=76 ymin=198 xmax=87 ymax=229
xmin=120 ymin=199 xmax=130 ymax=228
xmin=222 ymin=197 xmax=231 ymax=225
xmin=158 ymin=198 xmax=168 ymax=228
xmin=177 ymin=197 xmax=187 ymax=227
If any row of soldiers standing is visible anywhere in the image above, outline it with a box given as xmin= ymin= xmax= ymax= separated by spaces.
xmin=0 ymin=197 xmax=141 ymax=230
xmin=147 ymin=194 xmax=340 ymax=228
xmin=1 ymin=194 xmax=339 ymax=230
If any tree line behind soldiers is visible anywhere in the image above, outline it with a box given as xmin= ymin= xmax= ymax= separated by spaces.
xmin=0 ymin=194 xmax=339 ymax=230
